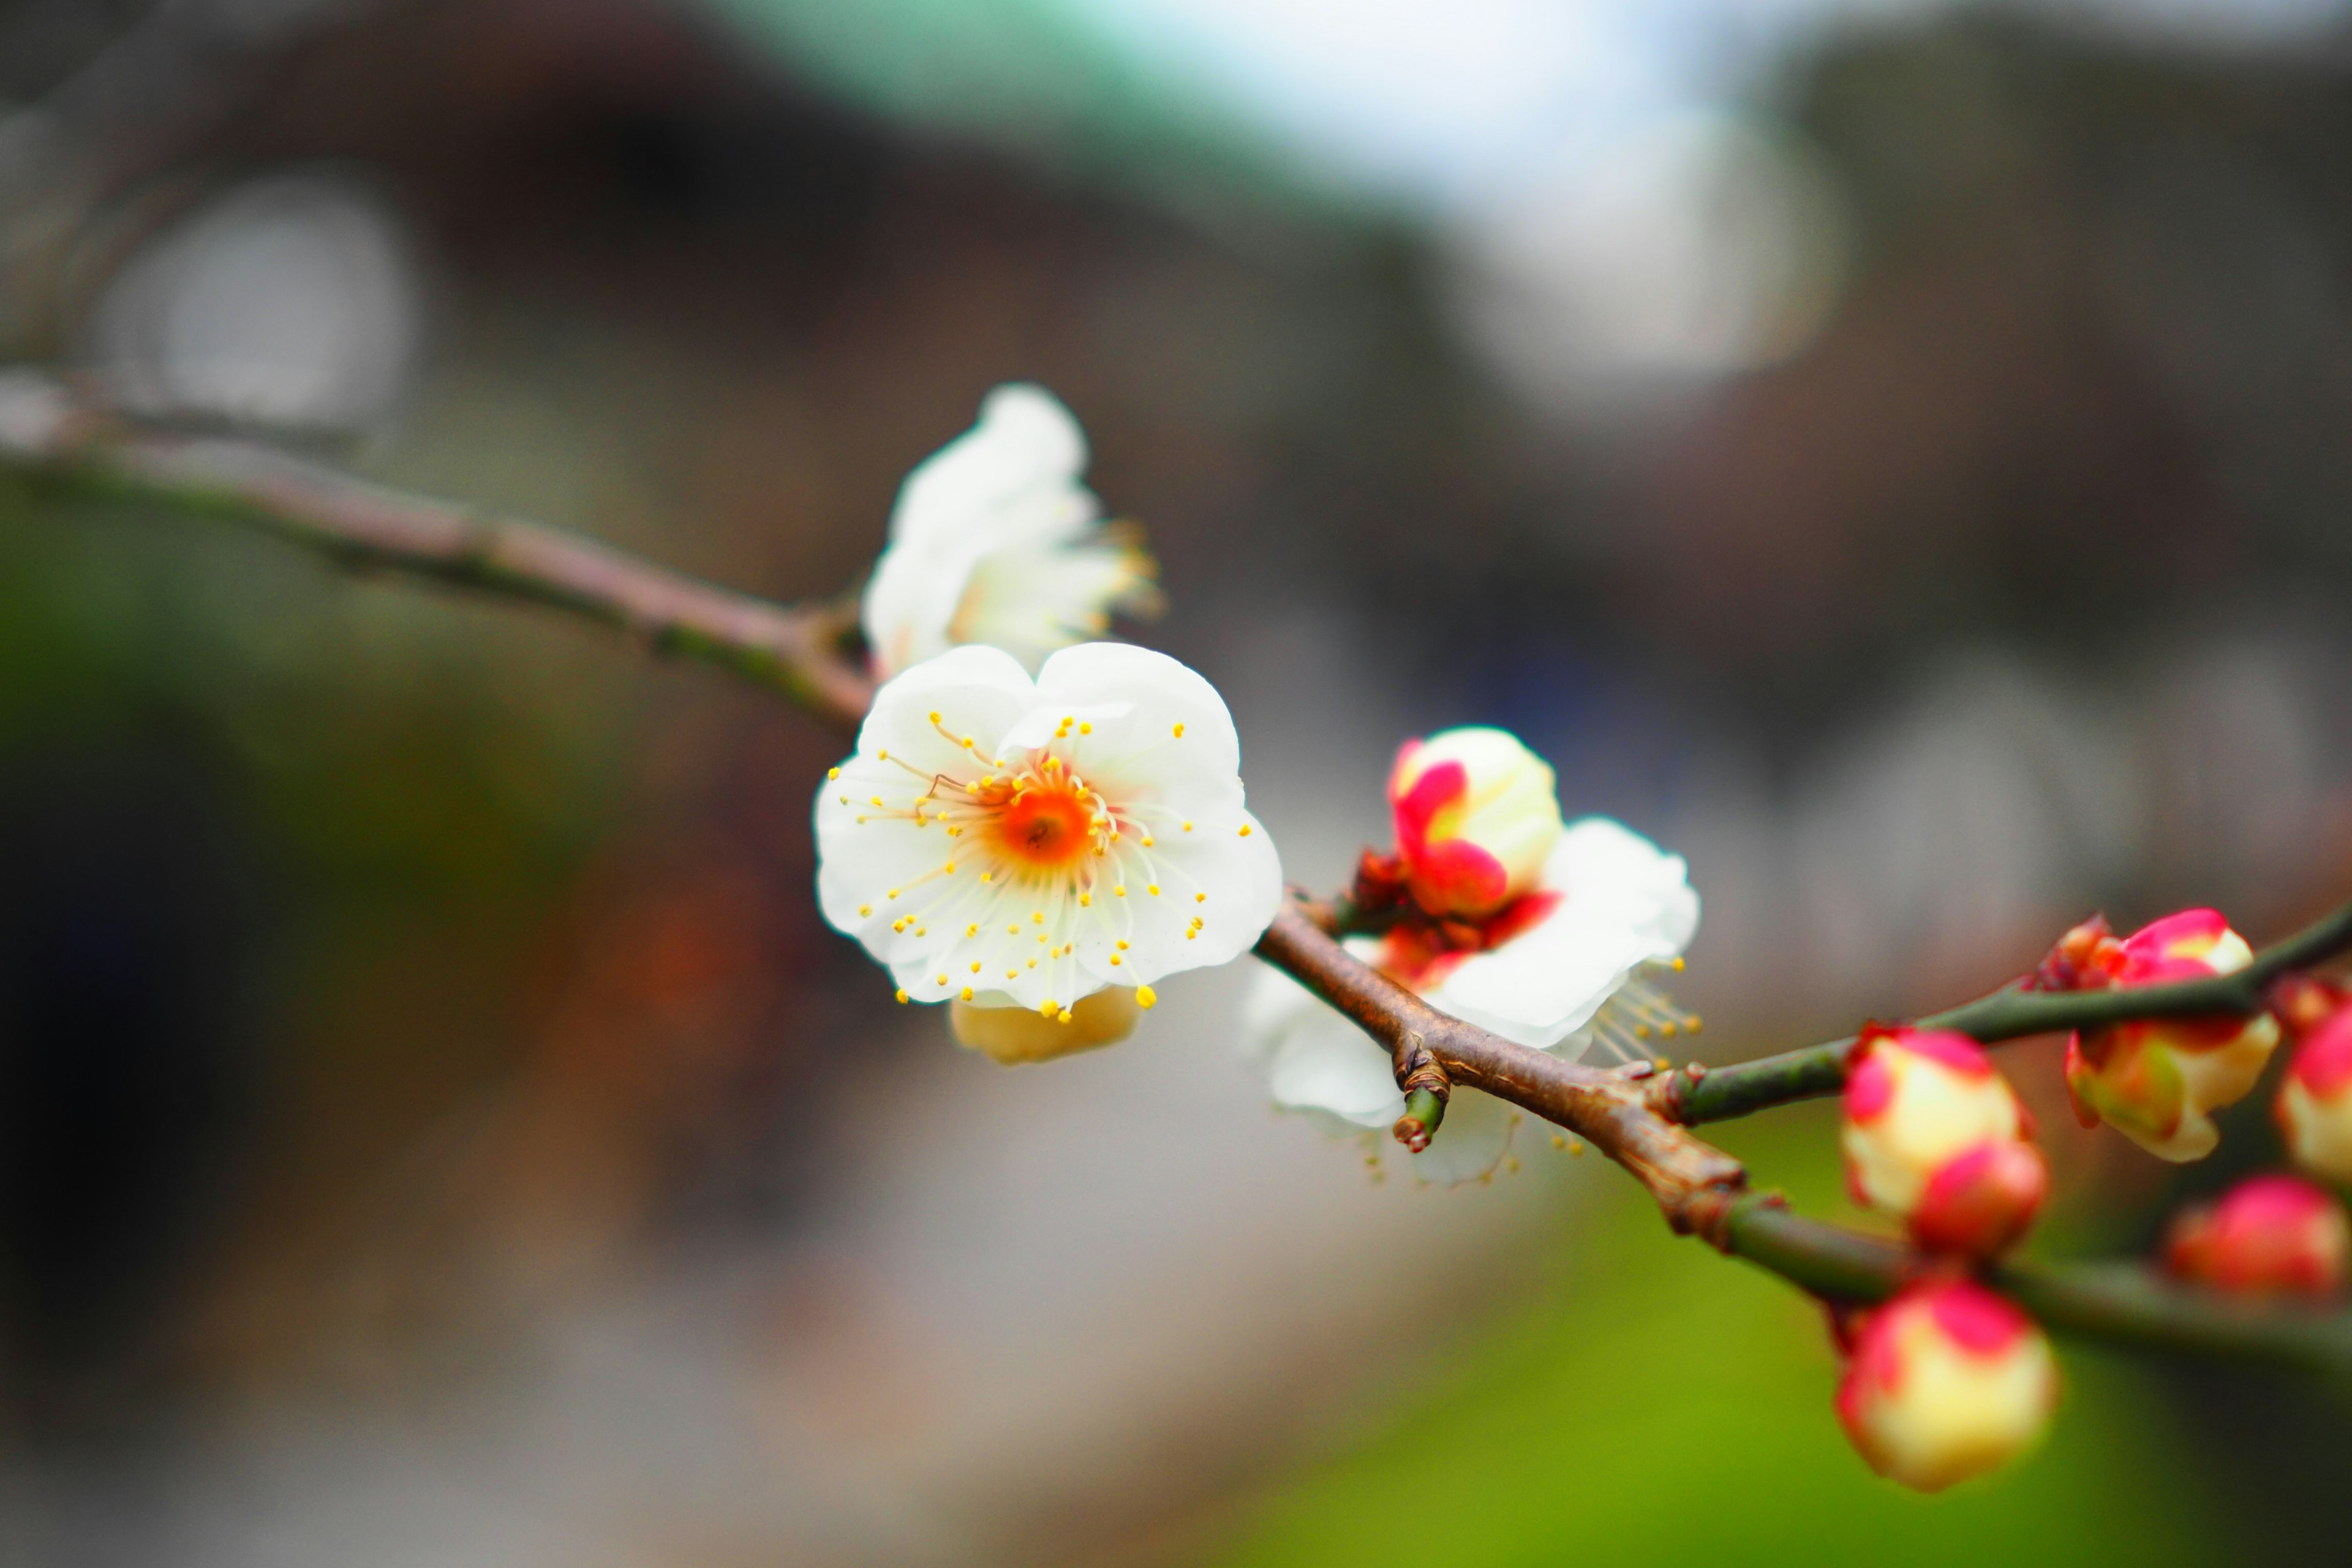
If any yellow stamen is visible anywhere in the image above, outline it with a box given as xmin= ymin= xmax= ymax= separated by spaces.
xmin=1136 ymin=986 xmax=1157 ymax=1009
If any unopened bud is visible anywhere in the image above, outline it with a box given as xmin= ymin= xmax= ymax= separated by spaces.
xmin=2163 ymin=1175 xmax=2350 ymax=1297
xmin=1387 ymin=727 xmax=1563 ymax=919
xmin=1842 ymin=1028 xmax=2046 ymax=1257
xmin=951 ymin=987 xmax=1140 ymax=1064
xmin=1834 ymin=1282 xmax=2059 ymax=1493
xmin=2058 ymin=910 xmax=2280 ymax=1162
xmin=2278 ymin=1001 xmax=2352 ymax=1184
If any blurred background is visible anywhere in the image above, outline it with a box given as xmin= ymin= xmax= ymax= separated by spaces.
xmin=3 ymin=0 xmax=2352 ymax=1562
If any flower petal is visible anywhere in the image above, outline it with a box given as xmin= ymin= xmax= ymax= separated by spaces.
xmin=1548 ymin=816 xmax=1700 ymax=957
xmin=891 ymin=385 xmax=1091 ymax=548
xmin=1074 ymin=806 xmax=1281 ymax=986
xmin=1035 ymin=642 xmax=1245 ymax=783
xmin=861 ymin=386 xmax=1101 ymax=677
xmin=1422 ymin=822 xmax=1695 ymax=1046
xmin=1245 ymin=964 xmax=1401 ymax=1127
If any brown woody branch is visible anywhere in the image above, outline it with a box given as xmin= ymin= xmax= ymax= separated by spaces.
xmin=13 ymin=361 xmax=2352 ymax=1370
xmin=0 ymin=369 xmax=874 ymax=732
xmin=1256 ymin=903 xmax=1749 ymax=1231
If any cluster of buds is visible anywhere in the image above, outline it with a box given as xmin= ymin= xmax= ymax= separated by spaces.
xmin=2275 ymin=978 xmax=2352 ymax=1183
xmin=1833 ymin=1282 xmax=2060 ymax=1493
xmin=2043 ymin=911 xmax=2280 ymax=1162
xmin=2163 ymin=1175 xmax=2350 ymax=1297
xmin=1842 ymin=1028 xmax=2047 ymax=1258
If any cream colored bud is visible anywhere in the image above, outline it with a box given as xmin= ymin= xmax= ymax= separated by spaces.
xmin=1389 ymin=727 xmax=1564 ymax=919
xmin=1836 ymin=1283 xmax=2058 ymax=1493
xmin=951 ymin=987 xmax=1141 ymax=1064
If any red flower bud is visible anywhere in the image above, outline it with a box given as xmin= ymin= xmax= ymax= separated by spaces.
xmin=1834 ymin=1281 xmax=2059 ymax=1493
xmin=2163 ymin=1175 xmax=2350 ymax=1297
xmin=2057 ymin=910 xmax=2279 ymax=1162
xmin=1388 ymin=728 xmax=1562 ymax=919
xmin=1842 ymin=1028 xmax=2046 ymax=1256
xmin=2277 ymin=1001 xmax=2352 ymax=1184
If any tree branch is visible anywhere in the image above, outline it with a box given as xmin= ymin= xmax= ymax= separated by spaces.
xmin=1254 ymin=903 xmax=1747 ymax=1231
xmin=16 ymin=362 xmax=2351 ymax=1374
xmin=1256 ymin=910 xmax=2352 ymax=1370
xmin=1718 ymin=1197 xmax=2352 ymax=1375
xmin=0 ymin=370 xmax=874 ymax=732
xmin=1658 ymin=895 xmax=2352 ymax=1126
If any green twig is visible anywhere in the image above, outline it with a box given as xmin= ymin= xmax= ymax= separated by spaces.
xmin=1668 ymin=896 xmax=2352 ymax=1126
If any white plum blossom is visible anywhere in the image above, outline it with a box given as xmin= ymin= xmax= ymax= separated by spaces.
xmin=815 ymin=641 xmax=1283 ymax=1053
xmin=861 ymin=385 xmax=1159 ymax=679
xmin=1244 ymin=818 xmax=1698 ymax=1183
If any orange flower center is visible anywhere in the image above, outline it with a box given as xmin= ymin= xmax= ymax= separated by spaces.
xmin=987 ymin=767 xmax=1103 ymax=871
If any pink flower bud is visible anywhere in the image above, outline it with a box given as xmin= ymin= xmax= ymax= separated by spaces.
xmin=2277 ymin=1003 xmax=2352 ymax=1184
xmin=2058 ymin=910 xmax=2280 ymax=1162
xmin=2163 ymin=1175 xmax=2350 ymax=1297
xmin=1388 ymin=728 xmax=1564 ymax=919
xmin=1835 ymin=1281 xmax=2059 ymax=1493
xmin=1842 ymin=1028 xmax=2046 ymax=1257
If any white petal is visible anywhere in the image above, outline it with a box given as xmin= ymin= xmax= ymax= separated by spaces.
xmin=952 ymin=537 xmax=1154 ymax=672
xmin=1245 ymin=965 xmax=1401 ymax=1128
xmin=1429 ymin=913 xmax=1653 ymax=1047
xmin=1034 ymin=642 xmax=1245 ymax=783
xmin=1548 ymin=817 xmax=1700 ymax=958
xmin=861 ymin=532 xmax=972 ymax=678
xmin=1075 ymin=807 xmax=1281 ymax=986
xmin=858 ymin=644 xmax=1036 ymax=760
xmin=862 ymin=386 xmax=1101 ymax=677
xmin=1421 ymin=818 xmax=1699 ymax=1046
xmin=890 ymin=385 xmax=1091 ymax=548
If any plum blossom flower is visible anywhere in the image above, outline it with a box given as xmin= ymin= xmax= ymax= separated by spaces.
xmin=2163 ymin=1174 xmax=2350 ymax=1298
xmin=2277 ymin=996 xmax=2352 ymax=1183
xmin=861 ymin=385 xmax=1159 ymax=680
xmin=1841 ymin=1027 xmax=2046 ymax=1258
xmin=1244 ymin=813 xmax=1698 ymax=1184
xmin=1387 ymin=727 xmax=1564 ymax=919
xmin=815 ymin=642 xmax=1282 ymax=1061
xmin=1833 ymin=1281 xmax=2059 ymax=1493
xmin=2050 ymin=910 xmax=2280 ymax=1162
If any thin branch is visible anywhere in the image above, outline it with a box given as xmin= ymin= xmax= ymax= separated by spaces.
xmin=1260 ymin=908 xmax=2352 ymax=1370
xmin=1719 ymin=1197 xmax=2352 ymax=1376
xmin=1254 ymin=904 xmax=1747 ymax=1231
xmin=1659 ymin=895 xmax=2352 ymax=1127
xmin=17 ymin=363 xmax=2351 ymax=1373
xmin=0 ymin=370 xmax=874 ymax=731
